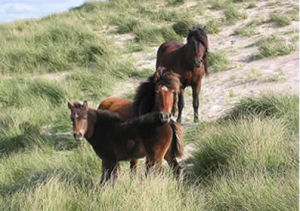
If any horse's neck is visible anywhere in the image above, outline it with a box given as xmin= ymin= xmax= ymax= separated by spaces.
xmin=84 ymin=109 xmax=98 ymax=140
xmin=182 ymin=42 xmax=194 ymax=60
xmin=175 ymin=43 xmax=193 ymax=70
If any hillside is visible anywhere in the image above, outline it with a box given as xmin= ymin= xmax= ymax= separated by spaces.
xmin=0 ymin=0 xmax=298 ymax=210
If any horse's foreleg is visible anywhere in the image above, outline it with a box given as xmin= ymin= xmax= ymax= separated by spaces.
xmin=145 ymin=155 xmax=163 ymax=177
xmin=100 ymin=159 xmax=120 ymax=185
xmin=177 ymin=88 xmax=185 ymax=123
xmin=192 ymin=81 xmax=201 ymax=123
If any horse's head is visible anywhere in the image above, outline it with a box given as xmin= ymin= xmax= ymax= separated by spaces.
xmin=153 ymin=68 xmax=180 ymax=118
xmin=68 ymin=101 xmax=89 ymax=141
xmin=187 ymin=27 xmax=208 ymax=71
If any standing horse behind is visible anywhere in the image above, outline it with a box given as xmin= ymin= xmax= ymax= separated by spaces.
xmin=156 ymin=26 xmax=209 ymax=123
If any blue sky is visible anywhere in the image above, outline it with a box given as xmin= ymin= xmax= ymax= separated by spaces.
xmin=0 ymin=0 xmax=86 ymax=23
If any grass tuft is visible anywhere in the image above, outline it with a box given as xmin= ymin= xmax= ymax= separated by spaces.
xmin=256 ymin=35 xmax=295 ymax=58
xmin=205 ymin=19 xmax=222 ymax=34
xmin=224 ymin=4 xmax=248 ymax=24
xmin=208 ymin=51 xmax=230 ymax=72
xmin=167 ymin=0 xmax=185 ymax=5
xmin=172 ymin=20 xmax=197 ymax=37
xmin=270 ymin=12 xmax=292 ymax=26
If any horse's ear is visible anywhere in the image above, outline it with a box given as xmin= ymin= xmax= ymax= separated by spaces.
xmin=83 ymin=100 xmax=88 ymax=110
xmin=68 ymin=102 xmax=73 ymax=110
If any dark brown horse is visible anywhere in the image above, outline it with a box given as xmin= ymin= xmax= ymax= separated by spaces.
xmin=98 ymin=70 xmax=184 ymax=181
xmin=156 ymin=27 xmax=209 ymax=123
xmin=68 ymin=101 xmax=172 ymax=184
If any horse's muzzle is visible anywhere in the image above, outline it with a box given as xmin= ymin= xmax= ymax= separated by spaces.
xmin=159 ymin=112 xmax=172 ymax=123
xmin=73 ymin=132 xmax=83 ymax=141
xmin=193 ymin=58 xmax=203 ymax=68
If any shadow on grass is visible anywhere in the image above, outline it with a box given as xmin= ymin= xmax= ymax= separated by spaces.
xmin=0 ymin=122 xmax=79 ymax=157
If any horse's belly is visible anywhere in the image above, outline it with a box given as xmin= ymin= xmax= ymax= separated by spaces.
xmin=116 ymin=139 xmax=146 ymax=161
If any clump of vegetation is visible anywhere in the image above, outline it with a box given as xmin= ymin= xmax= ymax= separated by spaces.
xmin=224 ymin=94 xmax=298 ymax=123
xmin=0 ymin=22 xmax=111 ymax=73
xmin=188 ymin=93 xmax=298 ymax=210
xmin=134 ymin=25 xmax=181 ymax=44
xmin=208 ymin=50 xmax=230 ymax=72
xmin=257 ymin=35 xmax=295 ymax=58
xmin=288 ymin=8 xmax=299 ymax=21
xmin=110 ymin=16 xmax=142 ymax=34
xmin=247 ymin=2 xmax=256 ymax=8
xmin=172 ymin=19 xmax=197 ymax=37
xmin=205 ymin=19 xmax=222 ymax=34
xmin=270 ymin=12 xmax=292 ymax=26
xmin=224 ymin=4 xmax=247 ymax=24
xmin=167 ymin=0 xmax=185 ymax=6
xmin=234 ymin=18 xmax=265 ymax=37
xmin=207 ymin=0 xmax=227 ymax=10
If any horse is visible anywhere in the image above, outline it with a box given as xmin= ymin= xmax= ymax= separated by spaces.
xmin=68 ymin=101 xmax=172 ymax=184
xmin=156 ymin=26 xmax=209 ymax=123
xmin=98 ymin=70 xmax=184 ymax=181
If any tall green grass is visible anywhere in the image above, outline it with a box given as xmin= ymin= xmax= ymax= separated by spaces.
xmin=188 ymin=94 xmax=298 ymax=210
xmin=0 ymin=1 xmax=298 ymax=210
xmin=0 ymin=21 xmax=112 ymax=74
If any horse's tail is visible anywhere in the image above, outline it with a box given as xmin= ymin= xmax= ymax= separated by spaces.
xmin=169 ymin=120 xmax=184 ymax=157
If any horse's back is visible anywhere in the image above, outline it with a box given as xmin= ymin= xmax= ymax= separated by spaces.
xmin=157 ymin=41 xmax=183 ymax=56
xmin=98 ymin=97 xmax=133 ymax=121
xmin=156 ymin=41 xmax=184 ymax=69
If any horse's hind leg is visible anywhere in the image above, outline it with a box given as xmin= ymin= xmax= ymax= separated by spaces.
xmin=130 ymin=159 xmax=138 ymax=173
xmin=177 ymin=88 xmax=185 ymax=123
xmin=164 ymin=150 xmax=183 ymax=183
xmin=100 ymin=159 xmax=120 ymax=185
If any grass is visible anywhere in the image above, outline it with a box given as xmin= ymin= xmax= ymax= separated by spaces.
xmin=0 ymin=0 xmax=298 ymax=210
xmin=205 ymin=19 xmax=222 ymax=34
xmin=270 ymin=12 xmax=292 ymax=26
xmin=172 ymin=19 xmax=197 ymax=37
xmin=208 ymin=50 xmax=230 ymax=72
xmin=224 ymin=4 xmax=247 ymax=24
xmin=234 ymin=18 xmax=265 ymax=37
xmin=187 ymin=93 xmax=298 ymax=210
xmin=134 ymin=25 xmax=182 ymax=44
xmin=0 ymin=21 xmax=112 ymax=74
xmin=207 ymin=0 xmax=227 ymax=10
xmin=167 ymin=0 xmax=185 ymax=5
xmin=256 ymin=35 xmax=295 ymax=58
xmin=247 ymin=2 xmax=256 ymax=8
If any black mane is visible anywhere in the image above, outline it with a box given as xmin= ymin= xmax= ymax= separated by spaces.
xmin=132 ymin=75 xmax=156 ymax=117
xmin=132 ymin=71 xmax=180 ymax=117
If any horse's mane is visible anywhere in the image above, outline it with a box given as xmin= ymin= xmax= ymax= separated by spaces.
xmin=187 ymin=27 xmax=209 ymax=75
xmin=96 ymin=109 xmax=121 ymax=124
xmin=132 ymin=71 xmax=180 ymax=117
